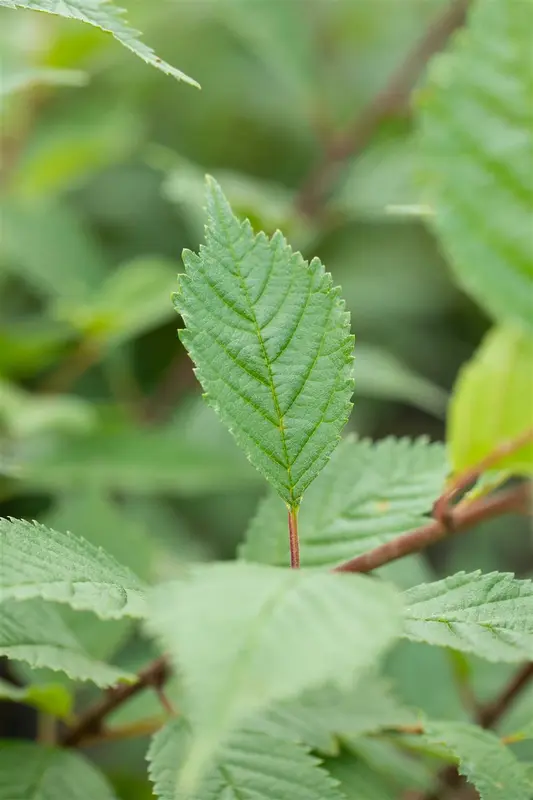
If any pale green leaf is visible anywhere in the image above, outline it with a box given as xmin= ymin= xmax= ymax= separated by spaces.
xmin=174 ymin=177 xmax=354 ymax=508
xmin=146 ymin=562 xmax=401 ymax=792
xmin=0 ymin=741 xmax=119 ymax=799
xmin=148 ymin=719 xmax=345 ymax=800
xmin=0 ymin=517 xmax=147 ymax=619
xmin=0 ymin=66 xmax=87 ymax=97
xmin=0 ymin=0 xmax=199 ymax=87
xmin=0 ymin=379 xmax=95 ymax=438
xmin=241 ymin=436 xmax=447 ymax=567
xmin=448 ymin=325 xmax=533 ymax=475
xmin=423 ymin=721 xmax=533 ymax=800
xmin=404 ymin=571 xmax=533 ymax=662
xmin=417 ymin=0 xmax=533 ymax=331
xmin=0 ymin=677 xmax=73 ymax=718
xmin=325 ymin=751 xmax=414 ymax=800
xmin=0 ymin=599 xmax=134 ymax=686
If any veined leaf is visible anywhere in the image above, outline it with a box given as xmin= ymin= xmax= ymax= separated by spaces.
xmin=0 ymin=517 xmax=147 ymax=620
xmin=448 ymin=325 xmax=533 ymax=475
xmin=417 ymin=0 xmax=533 ymax=332
xmin=148 ymin=719 xmax=345 ymax=800
xmin=174 ymin=177 xmax=354 ymax=509
xmin=146 ymin=562 xmax=401 ymax=792
xmin=0 ymin=0 xmax=200 ymax=87
xmin=241 ymin=436 xmax=447 ymax=567
xmin=403 ymin=571 xmax=533 ymax=662
xmin=0 ymin=741 xmax=119 ymax=799
xmin=0 ymin=677 xmax=73 ymax=718
xmin=0 ymin=599 xmax=133 ymax=686
xmin=423 ymin=722 xmax=533 ymax=800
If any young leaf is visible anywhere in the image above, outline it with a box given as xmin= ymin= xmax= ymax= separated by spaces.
xmin=423 ymin=721 xmax=533 ymax=800
xmin=0 ymin=0 xmax=200 ymax=88
xmin=0 ymin=741 xmax=119 ymax=799
xmin=174 ymin=177 xmax=354 ymax=509
xmin=417 ymin=0 xmax=533 ymax=332
xmin=403 ymin=571 xmax=533 ymax=662
xmin=0 ymin=517 xmax=147 ymax=620
xmin=241 ymin=436 xmax=447 ymax=567
xmin=147 ymin=719 xmax=345 ymax=800
xmin=0 ymin=677 xmax=73 ymax=719
xmin=448 ymin=325 xmax=533 ymax=476
xmin=146 ymin=562 xmax=401 ymax=791
xmin=0 ymin=599 xmax=134 ymax=686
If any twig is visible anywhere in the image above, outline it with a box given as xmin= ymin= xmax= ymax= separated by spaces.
xmin=61 ymin=655 xmax=170 ymax=747
xmin=433 ymin=428 xmax=533 ymax=526
xmin=334 ymin=482 xmax=531 ymax=574
xmin=288 ymin=507 xmax=300 ymax=569
xmin=295 ymin=0 xmax=470 ymax=216
xmin=70 ymin=715 xmax=167 ymax=749
xmin=477 ymin=661 xmax=533 ymax=729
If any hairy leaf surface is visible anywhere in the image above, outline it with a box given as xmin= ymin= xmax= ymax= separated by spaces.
xmin=0 ymin=0 xmax=199 ymax=87
xmin=174 ymin=177 xmax=354 ymax=508
xmin=148 ymin=719 xmax=345 ymax=800
xmin=241 ymin=436 xmax=447 ymax=566
xmin=146 ymin=562 xmax=401 ymax=791
xmin=404 ymin=571 xmax=533 ymax=662
xmin=417 ymin=0 xmax=533 ymax=331
xmin=0 ymin=517 xmax=147 ymax=619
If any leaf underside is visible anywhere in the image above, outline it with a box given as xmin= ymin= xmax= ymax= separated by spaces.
xmin=174 ymin=177 xmax=354 ymax=508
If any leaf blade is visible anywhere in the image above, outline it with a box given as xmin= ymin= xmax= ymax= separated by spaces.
xmin=174 ymin=177 xmax=354 ymax=508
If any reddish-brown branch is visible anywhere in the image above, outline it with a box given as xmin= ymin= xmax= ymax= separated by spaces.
xmin=334 ymin=483 xmax=531 ymax=574
xmin=61 ymin=655 xmax=170 ymax=747
xmin=288 ymin=507 xmax=300 ymax=569
xmin=477 ymin=661 xmax=533 ymax=729
xmin=295 ymin=0 xmax=470 ymax=216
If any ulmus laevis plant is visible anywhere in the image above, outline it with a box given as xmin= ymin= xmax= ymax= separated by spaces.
xmin=1 ymin=0 xmax=532 ymax=799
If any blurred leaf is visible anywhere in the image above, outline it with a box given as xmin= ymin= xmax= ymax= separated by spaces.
xmin=0 ymin=379 xmax=95 ymax=437
xmin=448 ymin=325 xmax=533 ymax=475
xmin=0 ymin=66 xmax=87 ymax=97
xmin=1 ymin=197 xmax=108 ymax=301
xmin=148 ymin=719 xmax=345 ymax=800
xmin=175 ymin=177 xmax=354 ymax=509
xmin=55 ymin=256 xmax=177 ymax=345
xmin=0 ymin=516 xmax=147 ymax=619
xmin=0 ymin=676 xmax=73 ymax=718
xmin=324 ymin=748 xmax=423 ymax=800
xmin=0 ymin=0 xmax=200 ymax=87
xmin=241 ymin=436 xmax=447 ymax=568
xmin=355 ymin=343 xmax=448 ymax=417
xmin=422 ymin=721 xmax=533 ymax=800
xmin=417 ymin=0 xmax=533 ymax=332
xmin=0 ymin=598 xmax=134 ymax=686
xmin=404 ymin=571 xmax=533 ymax=662
xmin=0 ymin=319 xmax=72 ymax=378
xmin=146 ymin=563 xmax=401 ymax=792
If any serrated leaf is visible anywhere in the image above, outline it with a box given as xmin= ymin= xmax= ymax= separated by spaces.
xmin=404 ymin=571 xmax=533 ymax=662
xmin=0 ymin=599 xmax=134 ymax=686
xmin=423 ymin=721 xmax=533 ymax=800
xmin=448 ymin=325 xmax=533 ymax=475
xmin=0 ymin=517 xmax=147 ymax=620
xmin=0 ymin=740 xmax=119 ymax=799
xmin=0 ymin=677 xmax=73 ymax=718
xmin=148 ymin=719 xmax=345 ymax=800
xmin=257 ymin=675 xmax=419 ymax=756
xmin=417 ymin=0 xmax=533 ymax=332
xmin=0 ymin=0 xmax=199 ymax=88
xmin=174 ymin=177 xmax=354 ymax=509
xmin=146 ymin=562 xmax=401 ymax=792
xmin=241 ymin=436 xmax=447 ymax=567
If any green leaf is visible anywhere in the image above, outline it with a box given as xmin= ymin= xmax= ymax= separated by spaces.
xmin=0 ymin=677 xmax=73 ymax=718
xmin=422 ymin=721 xmax=533 ymax=800
xmin=258 ymin=675 xmax=419 ymax=756
xmin=417 ymin=0 xmax=533 ymax=332
xmin=241 ymin=436 xmax=447 ymax=567
xmin=448 ymin=325 xmax=533 ymax=476
xmin=324 ymin=750 xmax=416 ymax=800
xmin=0 ymin=379 xmax=95 ymax=437
xmin=146 ymin=562 xmax=401 ymax=792
xmin=403 ymin=571 xmax=533 ymax=662
xmin=0 ymin=0 xmax=200 ymax=88
xmin=148 ymin=719 xmax=345 ymax=800
xmin=0 ymin=599 xmax=134 ymax=686
xmin=0 ymin=517 xmax=147 ymax=620
xmin=0 ymin=66 xmax=87 ymax=97
xmin=174 ymin=177 xmax=354 ymax=509
xmin=0 ymin=741 xmax=119 ymax=799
